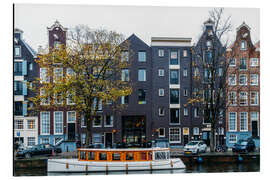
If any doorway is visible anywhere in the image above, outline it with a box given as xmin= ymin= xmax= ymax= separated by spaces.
xmin=202 ymin=131 xmax=210 ymax=146
xmin=252 ymin=121 xmax=258 ymax=137
xmin=105 ymin=132 xmax=113 ymax=148
xmin=68 ymin=123 xmax=75 ymax=141
xmin=183 ymin=135 xmax=189 ymax=145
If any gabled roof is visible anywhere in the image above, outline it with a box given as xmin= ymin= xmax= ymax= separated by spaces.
xmin=47 ymin=20 xmax=67 ymax=31
xmin=14 ymin=28 xmax=23 ymax=34
xmin=126 ymin=34 xmax=149 ymax=48
xmin=236 ymin=21 xmax=251 ymax=31
xmin=203 ymin=18 xmax=215 ymax=25
xmin=21 ymin=39 xmax=37 ymax=58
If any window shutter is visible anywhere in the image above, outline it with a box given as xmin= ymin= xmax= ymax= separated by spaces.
xmin=23 ymin=81 xmax=27 ymax=95
xmin=22 ymin=60 xmax=27 ymax=75
xmin=23 ymin=102 xmax=27 ymax=116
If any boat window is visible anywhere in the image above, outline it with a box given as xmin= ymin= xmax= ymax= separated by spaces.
xmin=99 ymin=152 xmax=107 ymax=160
xmin=148 ymin=152 xmax=152 ymax=160
xmin=80 ymin=151 xmax=87 ymax=160
xmin=88 ymin=151 xmax=95 ymax=160
xmin=112 ymin=153 xmax=121 ymax=161
xmin=138 ymin=152 xmax=147 ymax=160
xmin=155 ymin=151 xmax=167 ymax=160
xmin=126 ymin=152 xmax=134 ymax=160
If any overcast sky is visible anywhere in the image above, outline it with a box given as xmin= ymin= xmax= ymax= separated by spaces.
xmin=14 ymin=4 xmax=259 ymax=51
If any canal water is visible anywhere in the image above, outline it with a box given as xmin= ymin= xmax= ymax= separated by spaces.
xmin=14 ymin=162 xmax=259 ymax=176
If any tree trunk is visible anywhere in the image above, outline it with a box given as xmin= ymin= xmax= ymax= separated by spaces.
xmin=210 ymin=126 xmax=216 ymax=152
xmin=85 ymin=116 xmax=92 ymax=147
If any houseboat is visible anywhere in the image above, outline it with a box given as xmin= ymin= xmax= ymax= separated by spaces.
xmin=47 ymin=148 xmax=185 ymax=173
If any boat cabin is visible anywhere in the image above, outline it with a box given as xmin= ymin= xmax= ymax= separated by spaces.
xmin=78 ymin=148 xmax=170 ymax=162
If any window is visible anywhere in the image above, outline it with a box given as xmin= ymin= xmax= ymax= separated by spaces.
xmin=54 ymin=111 xmax=63 ymax=134
xmin=184 ymin=89 xmax=188 ymax=96
xmin=40 ymin=89 xmax=50 ymax=105
xmin=53 ymin=68 xmax=63 ymax=82
xmin=229 ymin=112 xmax=237 ymax=131
xmin=67 ymin=111 xmax=76 ymax=123
xmin=193 ymin=88 xmax=199 ymax=96
xmin=104 ymin=115 xmax=113 ymax=127
xmin=54 ymin=93 xmax=63 ymax=105
xmin=250 ymin=58 xmax=258 ymax=67
xmin=229 ymin=91 xmax=237 ymax=106
xmin=183 ymin=69 xmax=188 ymax=77
xmin=218 ymin=67 xmax=223 ymax=77
xmin=121 ymin=69 xmax=129 ymax=81
xmin=170 ymin=89 xmax=179 ymax=104
xmin=159 ymin=107 xmax=165 ymax=116
xmin=121 ymin=51 xmax=129 ymax=62
xmin=81 ymin=114 xmax=86 ymax=128
xmin=240 ymin=41 xmax=246 ymax=50
xmin=158 ymin=69 xmax=164 ymax=77
xmin=170 ymin=70 xmax=179 ymax=84
xmin=183 ymin=50 xmax=188 ymax=57
xmin=40 ymin=138 xmax=49 ymax=144
xmin=67 ymin=91 xmax=75 ymax=105
xmin=66 ymin=68 xmax=75 ymax=76
xmin=228 ymin=74 xmax=236 ymax=85
xmin=159 ymin=89 xmax=164 ymax=96
xmin=239 ymin=74 xmax=247 ymax=85
xmin=121 ymin=96 xmax=129 ymax=104
xmin=229 ymin=134 xmax=237 ymax=143
xmin=159 ymin=128 xmax=165 ymax=137
xmin=15 ymin=120 xmax=24 ymax=129
xmin=40 ymin=68 xmax=49 ymax=83
xmin=250 ymin=74 xmax=258 ymax=85
xmin=193 ymin=127 xmax=199 ymax=135
xmin=138 ymin=51 xmax=146 ymax=62
xmin=14 ymin=102 xmax=23 ymax=116
xmin=27 ymin=137 xmax=35 ymax=146
xmin=206 ymin=40 xmax=212 ymax=47
xmin=138 ymin=69 xmax=146 ymax=81
xmin=169 ymin=128 xmax=181 ymax=143
xmin=27 ymin=120 xmax=35 ymax=129
xmin=206 ymin=51 xmax=212 ymax=63
xmin=229 ymin=58 xmax=236 ymax=66
xmin=239 ymin=92 xmax=248 ymax=106
xmin=93 ymin=116 xmax=102 ymax=127
xmin=170 ymin=109 xmax=180 ymax=124
xmin=240 ymin=112 xmax=248 ymax=131
xmin=194 ymin=108 xmax=198 ymax=117
xmin=138 ymin=89 xmax=146 ymax=104
xmin=184 ymin=108 xmax=188 ymax=116
xmin=81 ymin=133 xmax=86 ymax=144
xmin=14 ymin=81 xmax=23 ymax=95
xmin=14 ymin=46 xmax=21 ymax=57
xmin=14 ymin=62 xmax=22 ymax=76
xmin=170 ymin=51 xmax=178 ymax=65
xmin=240 ymin=58 xmax=247 ymax=70
xmin=92 ymin=98 xmax=102 ymax=111
xmin=193 ymin=67 xmax=199 ymax=77
xmin=158 ymin=49 xmax=164 ymax=57
xmin=250 ymin=91 xmax=259 ymax=105
xmin=29 ymin=63 xmax=33 ymax=71
xmin=54 ymin=41 xmax=61 ymax=49
xmin=41 ymin=112 xmax=50 ymax=135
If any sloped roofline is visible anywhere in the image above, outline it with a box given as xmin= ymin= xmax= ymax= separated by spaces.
xmin=47 ymin=20 xmax=68 ymax=31
xmin=236 ymin=22 xmax=251 ymax=31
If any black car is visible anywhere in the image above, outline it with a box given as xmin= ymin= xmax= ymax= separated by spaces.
xmin=16 ymin=144 xmax=62 ymax=158
xmin=232 ymin=139 xmax=256 ymax=153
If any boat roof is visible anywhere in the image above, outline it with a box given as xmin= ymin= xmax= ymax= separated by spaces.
xmin=78 ymin=148 xmax=170 ymax=152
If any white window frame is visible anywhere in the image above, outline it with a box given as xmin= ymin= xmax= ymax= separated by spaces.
xmin=184 ymin=108 xmax=188 ymax=116
xmin=54 ymin=111 xmax=63 ymax=135
xmin=40 ymin=68 xmax=49 ymax=83
xmin=159 ymin=128 xmax=165 ymax=137
xmin=92 ymin=116 xmax=102 ymax=127
xmin=53 ymin=68 xmax=63 ymax=83
xmin=81 ymin=114 xmax=86 ymax=128
xmin=250 ymin=91 xmax=259 ymax=106
xmin=250 ymin=58 xmax=259 ymax=67
xmin=138 ymin=51 xmax=146 ymax=62
xmin=67 ymin=111 xmax=76 ymax=123
xmin=159 ymin=107 xmax=165 ymax=116
xmin=184 ymin=89 xmax=188 ymax=97
xmin=250 ymin=74 xmax=258 ymax=86
xmin=194 ymin=107 xmax=198 ymax=118
xmin=183 ymin=69 xmax=188 ymax=77
xmin=27 ymin=119 xmax=35 ymax=129
xmin=66 ymin=91 xmax=75 ymax=105
xmin=121 ymin=51 xmax=129 ymax=62
xmin=229 ymin=91 xmax=237 ymax=106
xmin=158 ymin=69 xmax=164 ymax=77
xmin=29 ymin=63 xmax=33 ymax=71
xmin=240 ymin=58 xmax=248 ymax=71
xmin=229 ymin=58 xmax=236 ymax=67
xmin=239 ymin=91 xmax=248 ymax=106
xmin=183 ymin=50 xmax=188 ymax=57
xmin=40 ymin=111 xmax=50 ymax=135
xmin=229 ymin=134 xmax=237 ymax=143
xmin=239 ymin=74 xmax=247 ymax=85
xmin=40 ymin=88 xmax=50 ymax=105
xmin=138 ymin=69 xmax=146 ymax=81
xmin=228 ymin=112 xmax=237 ymax=132
xmin=104 ymin=115 xmax=113 ymax=127
xmin=158 ymin=49 xmax=164 ymax=57
xmin=193 ymin=127 xmax=199 ymax=135
xmin=14 ymin=46 xmax=21 ymax=57
xmin=240 ymin=112 xmax=248 ymax=132
xmin=41 ymin=137 xmax=49 ymax=144
xmin=228 ymin=74 xmax=236 ymax=85
xmin=27 ymin=137 xmax=36 ymax=146
xmin=159 ymin=88 xmax=165 ymax=96
xmin=240 ymin=41 xmax=246 ymax=50
xmin=169 ymin=128 xmax=181 ymax=143
xmin=15 ymin=119 xmax=24 ymax=129
xmin=121 ymin=69 xmax=129 ymax=81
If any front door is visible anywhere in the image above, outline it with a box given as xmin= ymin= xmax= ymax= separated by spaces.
xmin=202 ymin=131 xmax=210 ymax=146
xmin=252 ymin=121 xmax=258 ymax=137
xmin=183 ymin=135 xmax=189 ymax=145
xmin=105 ymin=133 xmax=113 ymax=148
xmin=68 ymin=123 xmax=75 ymax=141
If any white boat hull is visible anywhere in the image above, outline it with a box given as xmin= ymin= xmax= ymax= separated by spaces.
xmin=47 ymin=158 xmax=185 ymax=173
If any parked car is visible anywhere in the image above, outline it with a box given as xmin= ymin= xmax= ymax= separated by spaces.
xmin=232 ymin=139 xmax=255 ymax=153
xmin=16 ymin=144 xmax=62 ymax=158
xmin=184 ymin=141 xmax=207 ymax=154
xmin=215 ymin=144 xmax=227 ymax=152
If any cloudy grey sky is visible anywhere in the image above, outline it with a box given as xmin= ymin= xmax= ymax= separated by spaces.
xmin=14 ymin=4 xmax=259 ymax=51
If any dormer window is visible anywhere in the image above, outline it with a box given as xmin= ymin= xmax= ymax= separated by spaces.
xmin=241 ymin=41 xmax=246 ymax=50
xmin=14 ymin=46 xmax=21 ymax=57
xmin=206 ymin=41 xmax=212 ymax=47
xmin=54 ymin=41 xmax=61 ymax=49
xmin=208 ymin=30 xmax=213 ymax=36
